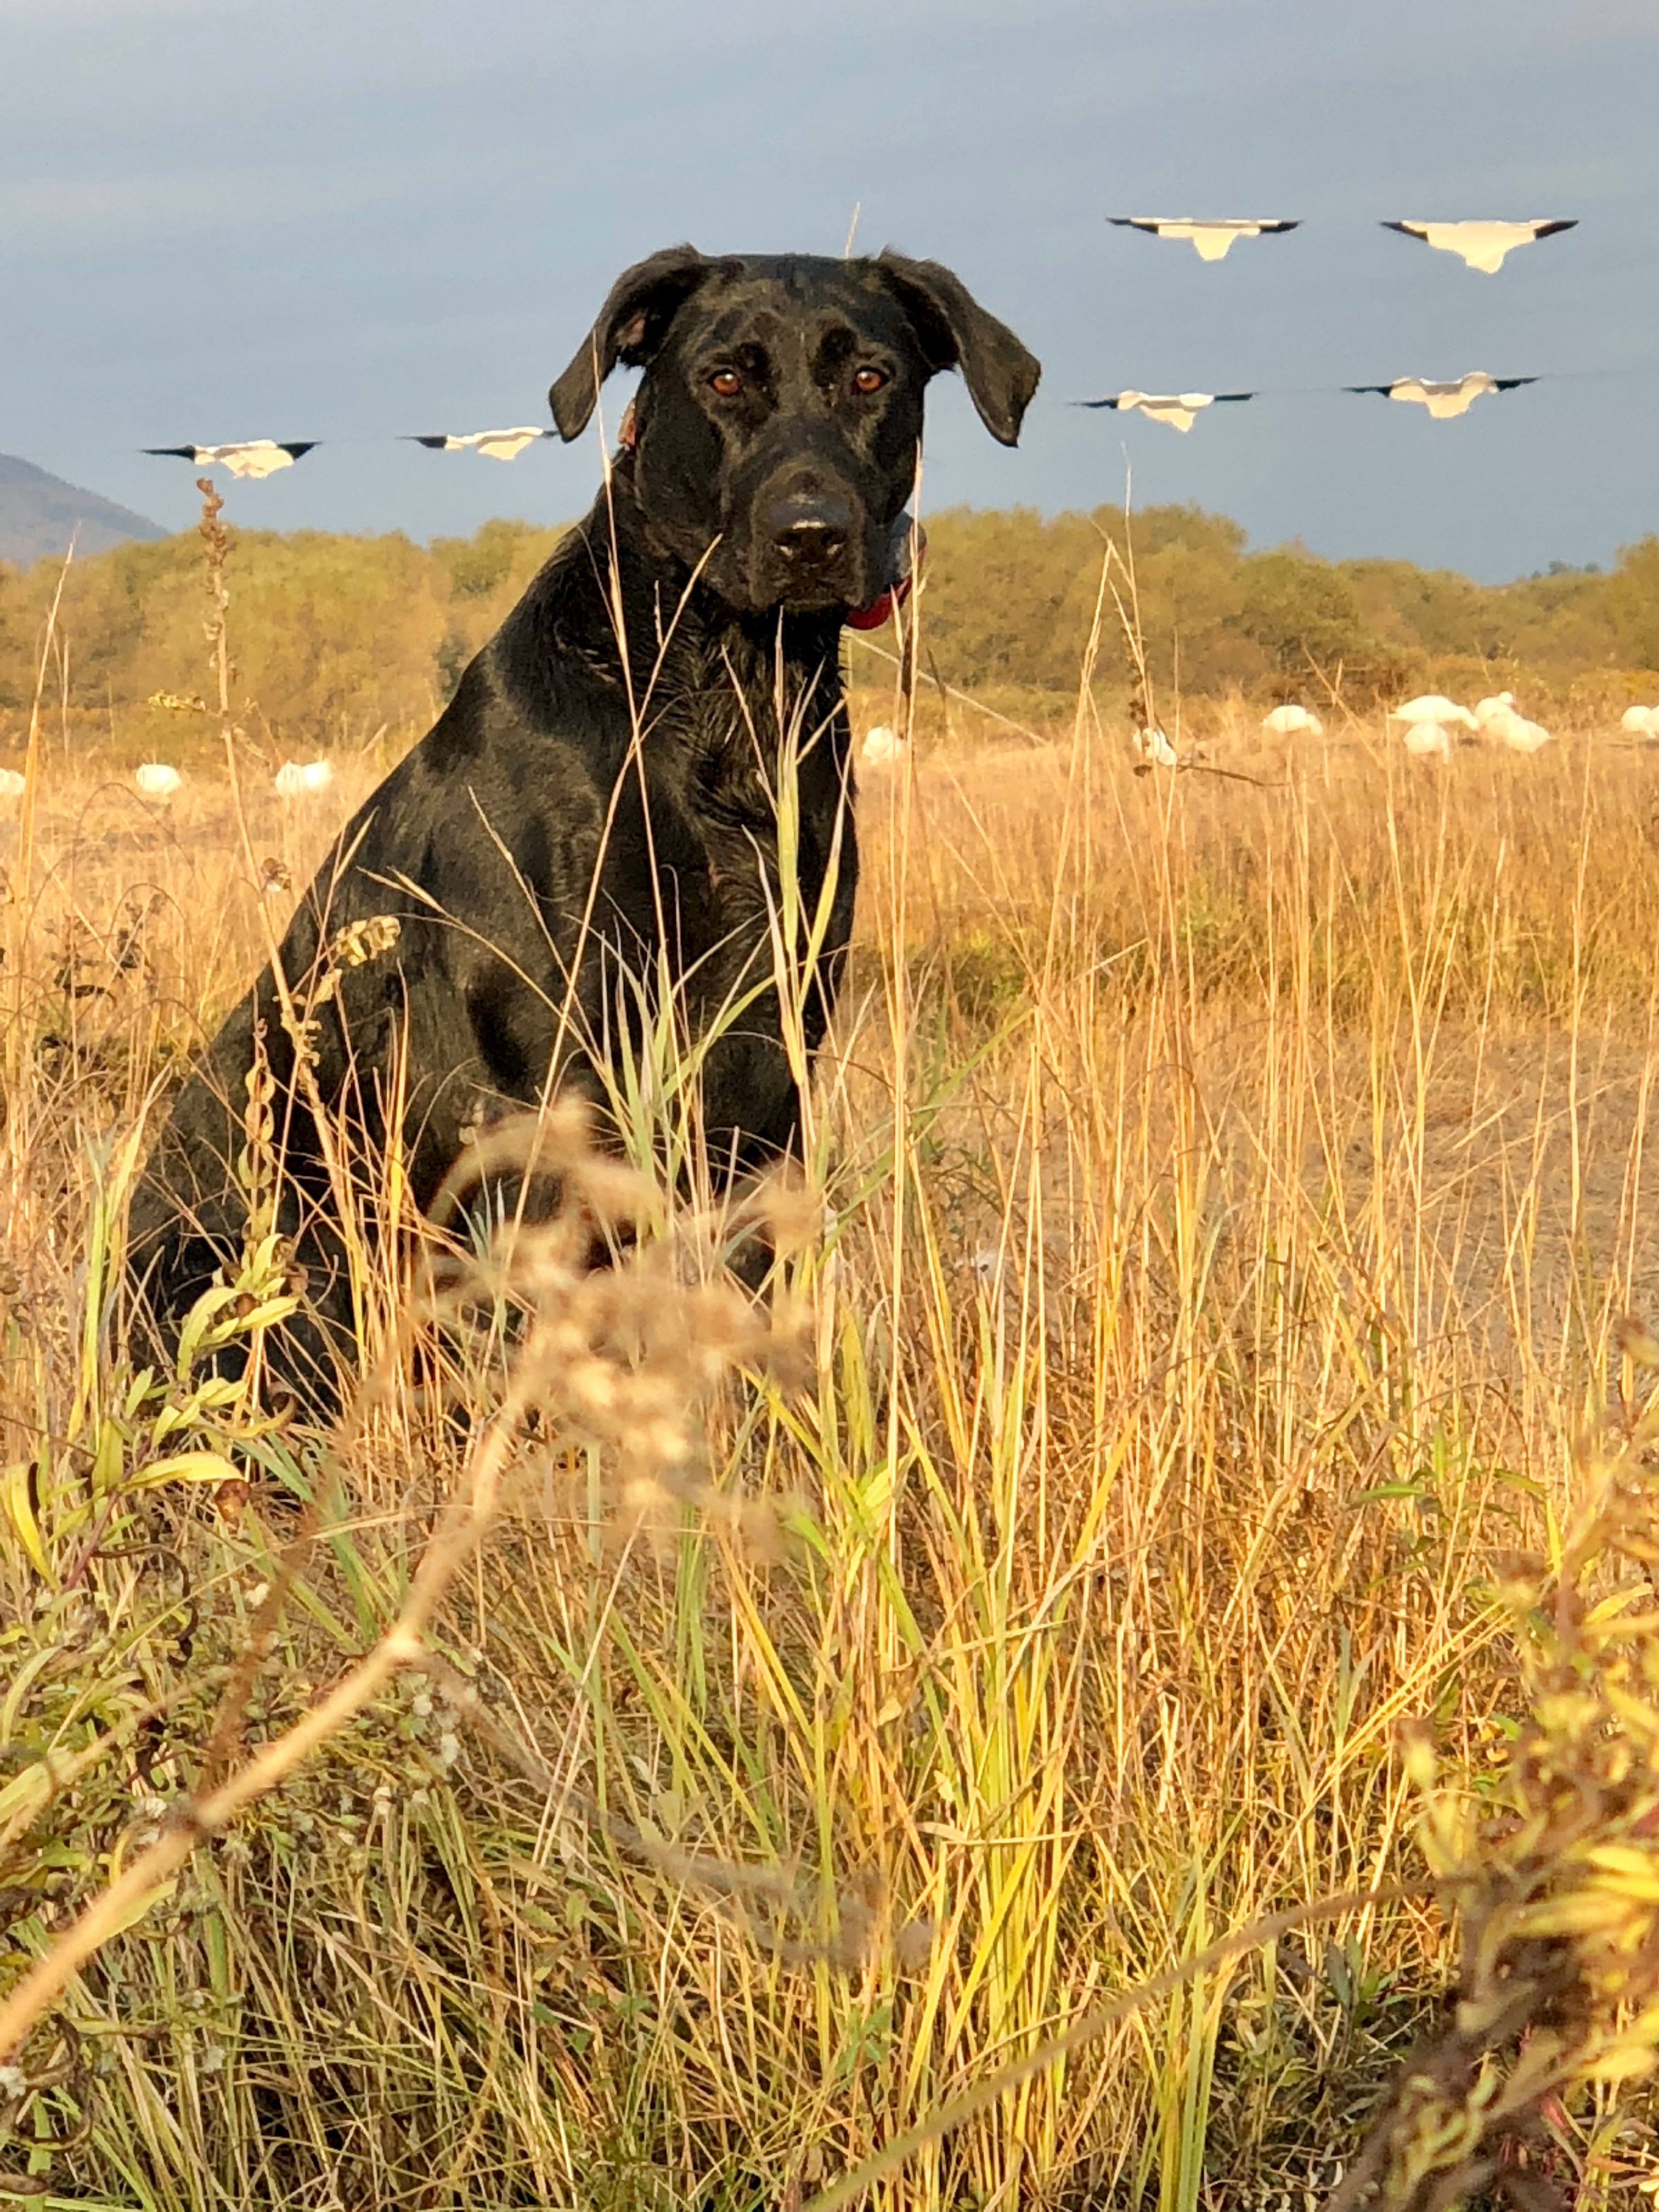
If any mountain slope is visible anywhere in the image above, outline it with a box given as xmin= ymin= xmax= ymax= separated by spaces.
xmin=0 ymin=453 xmax=166 ymax=565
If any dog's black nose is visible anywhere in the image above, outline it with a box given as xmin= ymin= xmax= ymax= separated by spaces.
xmin=766 ymin=494 xmax=851 ymax=568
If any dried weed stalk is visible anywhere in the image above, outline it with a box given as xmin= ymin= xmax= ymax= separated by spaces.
xmin=1320 ymin=1368 xmax=1659 ymax=2212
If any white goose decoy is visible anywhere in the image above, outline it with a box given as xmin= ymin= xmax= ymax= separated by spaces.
xmin=1079 ymin=390 xmax=1254 ymax=433
xmin=1474 ymin=692 xmax=1516 ymax=731
xmin=1262 ymin=704 xmax=1323 ymax=737
xmin=859 ymin=724 xmax=905 ymax=768
xmin=135 ymin=762 xmax=184 ymax=800
xmin=1381 ymin=219 xmax=1577 ymax=275
xmin=1130 ymin=696 xmax=1179 ymax=768
xmin=143 ymin=441 xmax=318 ymax=479
xmin=408 ymin=427 xmax=552 ymax=461
xmin=1107 ymin=217 xmax=1300 ymax=263
xmin=0 ymin=769 xmax=25 ymax=800
xmin=274 ymin=758 xmax=335 ymax=797
xmin=1348 ymin=373 xmax=1537 ymax=421
xmin=1488 ymin=704 xmax=1555 ymax=754
xmin=1401 ymin=720 xmax=1453 ymax=760
xmin=1620 ymin=706 xmax=1659 ymax=738
xmin=1389 ymin=695 xmax=1477 ymax=731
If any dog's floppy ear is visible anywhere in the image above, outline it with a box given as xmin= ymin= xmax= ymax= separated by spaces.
xmin=875 ymin=250 xmax=1040 ymax=447
xmin=549 ymin=245 xmax=709 ymax=441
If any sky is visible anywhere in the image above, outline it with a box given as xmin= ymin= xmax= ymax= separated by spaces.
xmin=3 ymin=0 xmax=1657 ymax=581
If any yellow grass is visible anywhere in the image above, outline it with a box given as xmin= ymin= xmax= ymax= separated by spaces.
xmin=4 ymin=653 xmax=1659 ymax=2207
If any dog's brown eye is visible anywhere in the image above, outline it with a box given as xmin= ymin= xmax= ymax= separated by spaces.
xmin=853 ymin=366 xmax=888 ymax=395
xmin=708 ymin=369 xmax=743 ymax=398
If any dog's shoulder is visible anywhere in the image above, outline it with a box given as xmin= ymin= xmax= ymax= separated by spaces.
xmin=315 ymin=511 xmax=633 ymax=916
xmin=432 ymin=518 xmax=624 ymax=757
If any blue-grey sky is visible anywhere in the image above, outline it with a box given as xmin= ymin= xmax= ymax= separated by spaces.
xmin=4 ymin=0 xmax=1656 ymax=580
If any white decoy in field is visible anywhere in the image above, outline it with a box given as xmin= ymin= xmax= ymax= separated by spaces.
xmin=860 ymin=724 xmax=904 ymax=768
xmin=1389 ymin=695 xmax=1477 ymax=731
xmin=1130 ymin=696 xmax=1179 ymax=768
xmin=1348 ymin=373 xmax=1536 ymax=420
xmin=1474 ymin=692 xmax=1517 ymax=731
xmin=1621 ymin=705 xmax=1659 ymax=738
xmin=1107 ymin=216 xmax=1301 ymax=263
xmin=275 ymin=758 xmax=335 ymax=797
xmin=1262 ymin=704 xmax=1323 ymax=737
xmin=1078 ymin=389 xmax=1254 ymax=433
xmin=135 ymin=762 xmax=183 ymax=800
xmin=1381 ymin=219 xmax=1577 ymax=274
xmin=0 ymin=769 xmax=25 ymax=800
xmin=1401 ymin=720 xmax=1453 ymax=760
xmin=1488 ymin=705 xmax=1555 ymax=754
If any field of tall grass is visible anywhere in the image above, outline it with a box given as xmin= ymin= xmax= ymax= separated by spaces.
xmin=5 ymin=534 xmax=1659 ymax=2211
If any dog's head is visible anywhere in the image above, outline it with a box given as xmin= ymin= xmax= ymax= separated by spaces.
xmin=549 ymin=248 xmax=1040 ymax=617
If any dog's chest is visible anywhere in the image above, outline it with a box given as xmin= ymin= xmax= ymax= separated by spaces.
xmin=648 ymin=704 xmax=837 ymax=962
xmin=679 ymin=735 xmax=786 ymax=931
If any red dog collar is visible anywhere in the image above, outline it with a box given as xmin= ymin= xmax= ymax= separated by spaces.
xmin=847 ymin=512 xmax=925 ymax=631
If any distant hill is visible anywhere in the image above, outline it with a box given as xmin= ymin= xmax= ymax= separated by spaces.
xmin=0 ymin=453 xmax=166 ymax=565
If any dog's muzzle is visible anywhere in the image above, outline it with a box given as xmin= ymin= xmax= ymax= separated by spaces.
xmin=753 ymin=489 xmax=861 ymax=608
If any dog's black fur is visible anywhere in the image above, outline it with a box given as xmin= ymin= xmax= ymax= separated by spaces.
xmin=127 ymin=248 xmax=1040 ymax=1397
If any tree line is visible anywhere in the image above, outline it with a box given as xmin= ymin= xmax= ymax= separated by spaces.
xmin=3 ymin=504 xmax=1657 ymax=758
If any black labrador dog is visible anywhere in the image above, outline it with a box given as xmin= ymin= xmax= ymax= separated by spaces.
xmin=128 ymin=247 xmax=1040 ymax=1398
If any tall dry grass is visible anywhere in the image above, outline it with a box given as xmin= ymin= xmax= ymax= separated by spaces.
xmin=3 ymin=547 xmax=1659 ymax=2210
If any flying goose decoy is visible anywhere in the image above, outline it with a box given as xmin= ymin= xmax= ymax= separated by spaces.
xmin=143 ymin=441 xmax=318 ymax=478
xmin=1382 ymin=219 xmax=1577 ymax=274
xmin=407 ymin=427 xmax=552 ymax=461
xmin=1079 ymin=389 xmax=1254 ymax=433
xmin=1347 ymin=372 xmax=1536 ymax=420
xmin=1108 ymin=216 xmax=1301 ymax=263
